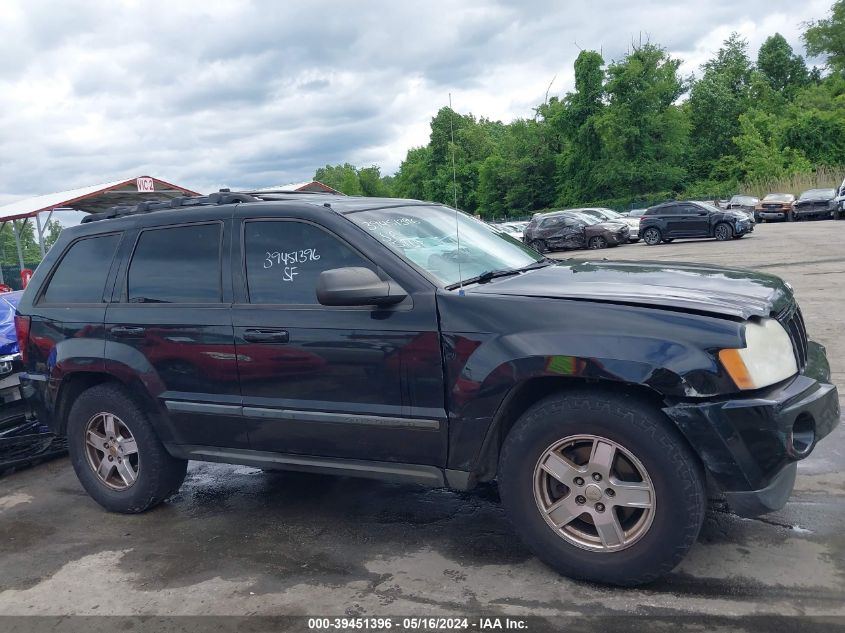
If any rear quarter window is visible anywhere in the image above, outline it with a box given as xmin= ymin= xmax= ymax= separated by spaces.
xmin=41 ymin=233 xmax=122 ymax=304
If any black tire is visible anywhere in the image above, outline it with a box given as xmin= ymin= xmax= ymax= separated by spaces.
xmin=67 ymin=383 xmax=188 ymax=513
xmin=714 ymin=222 xmax=733 ymax=241
xmin=642 ymin=227 xmax=661 ymax=246
xmin=531 ymin=239 xmax=548 ymax=254
xmin=588 ymin=236 xmax=607 ymax=249
xmin=498 ymin=390 xmax=705 ymax=586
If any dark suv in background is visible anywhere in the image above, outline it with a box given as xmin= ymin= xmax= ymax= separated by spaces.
xmin=639 ymin=200 xmax=753 ymax=245
xmin=14 ymin=191 xmax=839 ymax=587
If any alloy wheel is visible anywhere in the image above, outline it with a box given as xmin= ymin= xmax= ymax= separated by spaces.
xmin=589 ymin=236 xmax=607 ymax=249
xmin=84 ymin=412 xmax=140 ymax=490
xmin=715 ymin=224 xmax=731 ymax=240
xmin=533 ymin=434 xmax=656 ymax=552
xmin=643 ymin=228 xmax=661 ymax=245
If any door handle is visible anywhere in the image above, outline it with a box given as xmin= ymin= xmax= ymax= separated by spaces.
xmin=111 ymin=326 xmax=146 ymax=338
xmin=243 ymin=329 xmax=290 ymax=343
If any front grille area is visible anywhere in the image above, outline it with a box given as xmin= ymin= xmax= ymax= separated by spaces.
xmin=776 ymin=303 xmax=809 ymax=370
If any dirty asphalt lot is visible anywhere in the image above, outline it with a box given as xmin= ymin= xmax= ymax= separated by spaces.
xmin=0 ymin=221 xmax=843 ymax=626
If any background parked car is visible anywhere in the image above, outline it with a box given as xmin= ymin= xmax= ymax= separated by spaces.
xmin=493 ymin=221 xmax=529 ymax=241
xmin=639 ymin=200 xmax=753 ymax=245
xmin=835 ymin=176 xmax=845 ymax=219
xmin=726 ymin=195 xmax=759 ymax=222
xmin=754 ymin=193 xmax=795 ymax=222
xmin=574 ymin=207 xmax=641 ymax=242
xmin=722 ymin=195 xmax=760 ymax=222
xmin=792 ymin=188 xmax=837 ymax=220
xmin=524 ymin=210 xmax=629 ymax=252
xmin=0 ymin=291 xmax=65 ymax=472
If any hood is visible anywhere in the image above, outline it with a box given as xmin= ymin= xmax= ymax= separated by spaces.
xmin=797 ymin=192 xmax=835 ymax=203
xmin=466 ymin=260 xmax=792 ymax=319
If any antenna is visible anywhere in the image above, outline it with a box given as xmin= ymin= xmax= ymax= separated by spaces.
xmin=448 ymin=93 xmax=463 ymax=294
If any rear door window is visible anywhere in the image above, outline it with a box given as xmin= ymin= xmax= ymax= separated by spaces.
xmin=244 ymin=220 xmax=373 ymax=305
xmin=42 ymin=233 xmax=122 ymax=304
xmin=127 ymin=223 xmax=222 ymax=303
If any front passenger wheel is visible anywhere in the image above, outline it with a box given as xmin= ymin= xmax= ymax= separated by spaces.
xmin=498 ymin=391 xmax=705 ymax=586
xmin=714 ymin=222 xmax=733 ymax=241
xmin=67 ymin=383 xmax=188 ymax=513
xmin=642 ymin=228 xmax=662 ymax=246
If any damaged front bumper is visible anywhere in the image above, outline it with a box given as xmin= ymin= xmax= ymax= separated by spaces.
xmin=663 ymin=340 xmax=840 ymax=517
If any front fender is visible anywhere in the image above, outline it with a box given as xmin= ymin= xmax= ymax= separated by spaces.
xmin=437 ymin=293 xmax=744 ymax=473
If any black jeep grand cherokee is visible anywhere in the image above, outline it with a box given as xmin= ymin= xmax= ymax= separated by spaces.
xmin=14 ymin=191 xmax=839 ymax=586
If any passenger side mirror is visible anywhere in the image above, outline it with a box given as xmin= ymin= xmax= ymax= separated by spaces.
xmin=316 ymin=267 xmax=406 ymax=307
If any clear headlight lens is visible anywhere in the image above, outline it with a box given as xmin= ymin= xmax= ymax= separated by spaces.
xmin=719 ymin=318 xmax=798 ymax=390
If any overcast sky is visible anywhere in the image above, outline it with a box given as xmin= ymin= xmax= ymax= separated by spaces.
xmin=0 ymin=0 xmax=832 ymax=204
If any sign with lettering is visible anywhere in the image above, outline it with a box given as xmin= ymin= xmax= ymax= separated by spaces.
xmin=136 ymin=177 xmax=155 ymax=192
xmin=264 ymin=248 xmax=321 ymax=282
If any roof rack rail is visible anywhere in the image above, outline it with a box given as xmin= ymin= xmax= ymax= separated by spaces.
xmin=82 ymin=190 xmax=261 ymax=223
xmin=246 ymin=190 xmax=337 ymax=196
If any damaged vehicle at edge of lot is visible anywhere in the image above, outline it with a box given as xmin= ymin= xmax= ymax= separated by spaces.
xmin=792 ymin=188 xmax=837 ymax=221
xmin=0 ymin=290 xmax=65 ymax=472
xmin=13 ymin=191 xmax=840 ymax=587
xmin=523 ymin=210 xmax=630 ymax=252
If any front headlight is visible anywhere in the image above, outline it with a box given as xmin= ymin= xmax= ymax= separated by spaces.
xmin=718 ymin=318 xmax=798 ymax=390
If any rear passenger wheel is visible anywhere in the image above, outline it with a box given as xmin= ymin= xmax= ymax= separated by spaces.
xmin=588 ymin=236 xmax=607 ymax=249
xmin=642 ymin=228 xmax=661 ymax=246
xmin=68 ymin=384 xmax=187 ymax=513
xmin=714 ymin=222 xmax=733 ymax=241
xmin=498 ymin=390 xmax=705 ymax=586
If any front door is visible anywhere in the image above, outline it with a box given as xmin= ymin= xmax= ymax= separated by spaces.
xmin=232 ymin=214 xmax=446 ymax=466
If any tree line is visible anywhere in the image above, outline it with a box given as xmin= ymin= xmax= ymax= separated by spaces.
xmin=314 ymin=0 xmax=845 ymax=218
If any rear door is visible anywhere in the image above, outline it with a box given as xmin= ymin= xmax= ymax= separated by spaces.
xmin=231 ymin=206 xmax=446 ymax=466
xmin=104 ymin=216 xmax=244 ymax=448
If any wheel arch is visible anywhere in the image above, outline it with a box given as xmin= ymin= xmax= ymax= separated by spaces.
xmin=469 ymin=377 xmax=678 ymax=485
xmin=53 ymin=370 xmax=168 ymax=440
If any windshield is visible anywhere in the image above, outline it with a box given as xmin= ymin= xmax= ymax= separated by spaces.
xmin=694 ymin=201 xmax=723 ymax=214
xmin=348 ymin=205 xmax=543 ymax=287
xmin=764 ymin=194 xmax=792 ymax=202
xmin=800 ymin=189 xmax=835 ymax=199
xmin=567 ymin=212 xmax=600 ymax=225
xmin=732 ymin=196 xmax=757 ymax=205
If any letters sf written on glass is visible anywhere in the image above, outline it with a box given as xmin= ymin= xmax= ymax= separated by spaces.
xmin=264 ymin=248 xmax=321 ymax=282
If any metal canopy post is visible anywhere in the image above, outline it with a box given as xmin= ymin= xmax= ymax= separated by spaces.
xmin=35 ymin=212 xmax=45 ymax=258
xmin=12 ymin=219 xmax=27 ymax=273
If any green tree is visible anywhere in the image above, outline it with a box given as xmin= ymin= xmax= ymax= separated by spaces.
xmin=591 ymin=44 xmax=689 ymax=197
xmin=544 ymin=50 xmax=605 ymax=204
xmin=314 ymin=163 xmax=362 ymax=195
xmin=757 ymin=33 xmax=808 ymax=94
xmin=803 ymin=0 xmax=845 ymax=75
xmin=687 ymin=33 xmax=754 ymax=180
